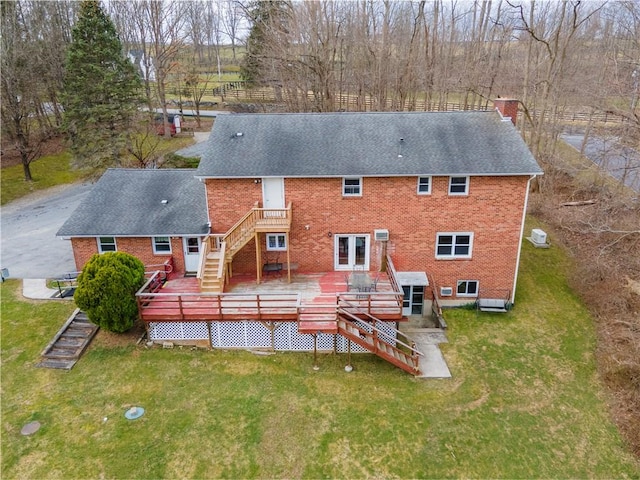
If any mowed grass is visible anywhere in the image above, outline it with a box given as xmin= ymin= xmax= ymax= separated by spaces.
xmin=1 ymin=222 xmax=639 ymax=478
xmin=0 ymin=152 xmax=86 ymax=205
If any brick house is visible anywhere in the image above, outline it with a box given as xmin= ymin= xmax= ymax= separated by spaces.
xmin=57 ymin=169 xmax=209 ymax=275
xmin=194 ymin=101 xmax=542 ymax=305
xmin=57 ymin=101 xmax=542 ymax=372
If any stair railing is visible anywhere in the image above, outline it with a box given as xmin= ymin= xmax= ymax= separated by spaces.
xmin=217 ymin=241 xmax=227 ymax=281
xmin=196 ymin=235 xmax=211 ymax=287
xmin=337 ymin=308 xmax=422 ymax=373
xmin=338 ymin=306 xmax=423 ymax=358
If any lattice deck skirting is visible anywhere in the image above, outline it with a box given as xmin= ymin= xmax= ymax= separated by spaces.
xmin=147 ymin=320 xmax=397 ymax=353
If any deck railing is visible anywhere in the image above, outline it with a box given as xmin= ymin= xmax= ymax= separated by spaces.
xmin=136 ymin=278 xmax=301 ymax=322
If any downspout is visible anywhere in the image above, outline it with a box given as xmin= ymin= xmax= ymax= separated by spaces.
xmin=511 ymin=174 xmax=536 ymax=304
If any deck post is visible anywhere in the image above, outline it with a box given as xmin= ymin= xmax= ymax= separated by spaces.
xmin=207 ymin=321 xmax=213 ymax=350
xmin=312 ymin=334 xmax=319 ymax=370
xmin=255 ymin=232 xmax=262 ymax=284
xmin=346 ymin=339 xmax=353 ymax=372
xmin=286 ymin=232 xmax=291 ymax=283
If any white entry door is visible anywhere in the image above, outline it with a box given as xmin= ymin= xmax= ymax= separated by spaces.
xmin=183 ymin=237 xmax=201 ymax=273
xmin=262 ymin=177 xmax=285 ymax=215
xmin=334 ymin=234 xmax=370 ymax=270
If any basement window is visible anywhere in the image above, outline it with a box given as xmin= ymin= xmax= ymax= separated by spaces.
xmin=457 ymin=280 xmax=479 ymax=297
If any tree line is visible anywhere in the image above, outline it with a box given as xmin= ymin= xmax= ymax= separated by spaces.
xmin=2 ymin=0 xmax=639 ymax=178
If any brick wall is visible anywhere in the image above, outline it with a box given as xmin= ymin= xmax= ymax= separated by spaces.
xmin=206 ymin=175 xmax=529 ymax=300
xmin=70 ymin=237 xmax=186 ymax=274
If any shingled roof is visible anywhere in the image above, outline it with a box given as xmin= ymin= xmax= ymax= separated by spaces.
xmin=57 ymin=169 xmax=209 ymax=237
xmin=196 ymin=111 xmax=542 ymax=178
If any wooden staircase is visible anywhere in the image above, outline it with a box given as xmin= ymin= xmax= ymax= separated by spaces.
xmin=296 ymin=300 xmax=423 ymax=376
xmin=198 ymin=203 xmax=292 ymax=293
xmin=36 ymin=309 xmax=99 ymax=370
xmin=336 ymin=310 xmax=422 ymax=375
xmin=200 ymin=251 xmax=224 ymax=293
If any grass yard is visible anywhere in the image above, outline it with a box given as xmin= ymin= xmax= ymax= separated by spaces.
xmin=0 ymin=152 xmax=86 ymax=205
xmin=1 ymin=221 xmax=639 ymax=479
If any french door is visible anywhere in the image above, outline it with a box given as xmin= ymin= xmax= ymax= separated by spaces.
xmin=334 ymin=234 xmax=370 ymax=270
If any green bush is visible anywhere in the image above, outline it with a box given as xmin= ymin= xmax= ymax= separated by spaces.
xmin=74 ymin=252 xmax=146 ymax=333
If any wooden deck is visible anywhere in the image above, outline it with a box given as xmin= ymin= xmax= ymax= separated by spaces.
xmin=137 ymin=271 xmax=404 ymax=324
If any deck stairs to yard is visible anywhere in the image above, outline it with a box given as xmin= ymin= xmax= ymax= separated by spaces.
xmin=198 ymin=203 xmax=292 ymax=294
xmin=297 ymin=301 xmax=423 ymax=376
xmin=36 ymin=309 xmax=99 ymax=370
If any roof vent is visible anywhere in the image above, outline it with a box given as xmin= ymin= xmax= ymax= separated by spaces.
xmin=161 ymin=199 xmax=168 ymax=204
xmin=236 ymin=132 xmax=243 ymax=137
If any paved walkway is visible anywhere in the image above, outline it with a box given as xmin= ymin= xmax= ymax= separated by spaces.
xmin=22 ymin=279 xmax=62 ymax=300
xmin=401 ymin=327 xmax=452 ymax=379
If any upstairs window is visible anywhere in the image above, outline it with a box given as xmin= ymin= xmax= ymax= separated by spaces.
xmin=449 ymin=176 xmax=469 ymax=195
xmin=417 ymin=176 xmax=431 ymax=194
xmin=436 ymin=233 xmax=473 ymax=259
xmin=153 ymin=236 xmax=172 ymax=254
xmin=266 ymin=233 xmax=287 ymax=251
xmin=343 ymin=177 xmax=362 ymax=196
xmin=97 ymin=236 xmax=116 ymax=253
xmin=457 ymin=280 xmax=479 ymax=297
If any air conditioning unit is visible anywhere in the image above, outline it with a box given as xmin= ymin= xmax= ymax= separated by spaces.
xmin=374 ymin=229 xmax=389 ymax=241
xmin=531 ymin=228 xmax=547 ymax=245
xmin=440 ymin=287 xmax=453 ymax=297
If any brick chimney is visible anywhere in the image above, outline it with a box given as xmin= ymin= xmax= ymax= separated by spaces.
xmin=493 ymin=98 xmax=519 ymax=125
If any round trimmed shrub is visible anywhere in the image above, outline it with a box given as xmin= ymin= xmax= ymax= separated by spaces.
xmin=74 ymin=252 xmax=146 ymax=333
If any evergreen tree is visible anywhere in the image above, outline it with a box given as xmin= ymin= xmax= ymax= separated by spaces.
xmin=62 ymin=0 xmax=141 ymax=171
xmin=74 ymin=252 xmax=146 ymax=333
xmin=240 ymin=1 xmax=292 ymax=88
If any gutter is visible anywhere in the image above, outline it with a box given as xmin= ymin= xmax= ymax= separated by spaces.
xmin=511 ymin=174 xmax=537 ymax=303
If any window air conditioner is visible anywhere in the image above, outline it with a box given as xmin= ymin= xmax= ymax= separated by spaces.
xmin=374 ymin=229 xmax=389 ymax=241
xmin=440 ymin=287 xmax=453 ymax=297
xmin=531 ymin=228 xmax=547 ymax=245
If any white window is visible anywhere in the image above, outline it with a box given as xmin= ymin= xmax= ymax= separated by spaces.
xmin=153 ymin=236 xmax=172 ymax=254
xmin=436 ymin=232 xmax=473 ymax=259
xmin=457 ymin=280 xmax=479 ymax=297
xmin=97 ymin=236 xmax=116 ymax=253
xmin=342 ymin=177 xmax=362 ymax=196
xmin=266 ymin=233 xmax=287 ymax=251
xmin=449 ymin=176 xmax=469 ymax=195
xmin=417 ymin=176 xmax=431 ymax=194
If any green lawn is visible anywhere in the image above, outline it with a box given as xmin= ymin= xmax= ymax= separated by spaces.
xmin=1 ymin=135 xmax=196 ymax=206
xmin=1 ymin=223 xmax=639 ymax=479
xmin=0 ymin=152 xmax=86 ymax=205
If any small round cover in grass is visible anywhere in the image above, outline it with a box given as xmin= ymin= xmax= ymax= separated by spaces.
xmin=74 ymin=252 xmax=146 ymax=333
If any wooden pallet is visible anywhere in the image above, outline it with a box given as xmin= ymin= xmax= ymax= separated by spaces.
xmin=36 ymin=309 xmax=99 ymax=370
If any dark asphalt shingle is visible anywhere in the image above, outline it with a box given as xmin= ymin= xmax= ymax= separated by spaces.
xmin=57 ymin=169 xmax=209 ymax=237
xmin=196 ymin=111 xmax=543 ymax=178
